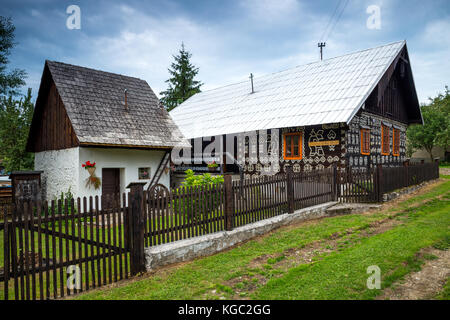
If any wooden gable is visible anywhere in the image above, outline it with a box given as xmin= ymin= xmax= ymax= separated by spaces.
xmin=26 ymin=65 xmax=79 ymax=152
xmin=364 ymin=46 xmax=421 ymax=124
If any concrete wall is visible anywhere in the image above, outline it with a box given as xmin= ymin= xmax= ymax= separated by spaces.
xmin=35 ymin=147 xmax=80 ymax=201
xmin=35 ymin=146 xmax=170 ymax=200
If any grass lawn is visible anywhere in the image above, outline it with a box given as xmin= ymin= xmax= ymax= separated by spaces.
xmin=72 ymin=175 xmax=450 ymax=300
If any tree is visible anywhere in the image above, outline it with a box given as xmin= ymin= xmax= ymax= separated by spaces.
xmin=406 ymin=87 xmax=450 ymax=161
xmin=0 ymin=88 xmax=34 ymax=172
xmin=0 ymin=16 xmax=26 ymax=96
xmin=160 ymin=43 xmax=202 ymax=111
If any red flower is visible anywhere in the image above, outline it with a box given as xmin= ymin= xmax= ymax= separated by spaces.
xmin=82 ymin=160 xmax=96 ymax=169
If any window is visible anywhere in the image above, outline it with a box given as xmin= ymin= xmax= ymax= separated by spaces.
xmin=138 ymin=167 xmax=150 ymax=180
xmin=381 ymin=125 xmax=390 ymax=155
xmin=360 ymin=129 xmax=370 ymax=155
xmin=283 ymin=132 xmax=302 ymax=160
xmin=393 ymin=128 xmax=400 ymax=156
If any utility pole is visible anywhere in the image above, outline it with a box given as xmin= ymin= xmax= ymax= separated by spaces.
xmin=318 ymin=42 xmax=326 ymax=61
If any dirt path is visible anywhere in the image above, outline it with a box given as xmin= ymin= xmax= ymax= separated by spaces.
xmin=376 ymin=248 xmax=450 ymax=300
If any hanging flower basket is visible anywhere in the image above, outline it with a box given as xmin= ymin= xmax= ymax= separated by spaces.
xmin=207 ymin=161 xmax=219 ymax=172
xmin=82 ymin=161 xmax=101 ymax=190
xmin=87 ymin=166 xmax=96 ymax=176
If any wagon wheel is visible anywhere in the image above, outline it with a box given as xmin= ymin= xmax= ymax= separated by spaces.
xmin=148 ymin=183 xmax=170 ymax=200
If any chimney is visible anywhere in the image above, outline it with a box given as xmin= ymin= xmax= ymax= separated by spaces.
xmin=249 ymin=73 xmax=254 ymax=94
xmin=124 ymin=89 xmax=128 ymax=110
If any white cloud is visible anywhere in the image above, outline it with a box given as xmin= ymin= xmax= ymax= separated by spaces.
xmin=410 ymin=17 xmax=450 ymax=103
xmin=239 ymin=0 xmax=302 ymax=24
xmin=20 ymin=1 xmax=449 ymax=106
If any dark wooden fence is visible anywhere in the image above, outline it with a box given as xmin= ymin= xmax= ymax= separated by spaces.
xmin=143 ymin=183 xmax=225 ymax=247
xmin=379 ymin=162 xmax=440 ymax=196
xmin=0 ymin=161 xmax=440 ymax=300
xmin=0 ymin=193 xmax=133 ymax=301
xmin=232 ymin=174 xmax=288 ymax=228
xmin=337 ymin=168 xmax=377 ymax=203
xmin=338 ymin=161 xmax=440 ymax=203
xmin=292 ymin=167 xmax=336 ymax=210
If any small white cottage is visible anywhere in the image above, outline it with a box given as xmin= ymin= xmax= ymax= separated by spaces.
xmin=26 ymin=60 xmax=188 ymax=202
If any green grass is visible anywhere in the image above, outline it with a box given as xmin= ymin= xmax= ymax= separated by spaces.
xmin=72 ymin=177 xmax=450 ymax=300
xmin=436 ymin=278 xmax=450 ymax=300
xmin=255 ymin=196 xmax=450 ymax=299
xmin=439 ymin=161 xmax=450 ymax=168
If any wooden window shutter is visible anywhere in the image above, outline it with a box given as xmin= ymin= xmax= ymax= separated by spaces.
xmin=381 ymin=125 xmax=390 ymax=155
xmin=360 ymin=129 xmax=370 ymax=155
xmin=393 ymin=128 xmax=400 ymax=156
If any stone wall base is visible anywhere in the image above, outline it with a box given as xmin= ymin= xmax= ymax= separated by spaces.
xmin=145 ymin=201 xmax=338 ymax=271
xmin=383 ymin=179 xmax=439 ymax=202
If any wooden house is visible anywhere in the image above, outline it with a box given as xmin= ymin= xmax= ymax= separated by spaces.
xmin=170 ymin=41 xmax=422 ymax=178
xmin=26 ymin=61 xmax=188 ymax=201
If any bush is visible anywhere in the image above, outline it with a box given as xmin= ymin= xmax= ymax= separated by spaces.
xmin=172 ymin=170 xmax=224 ymax=219
xmin=181 ymin=169 xmax=224 ymax=186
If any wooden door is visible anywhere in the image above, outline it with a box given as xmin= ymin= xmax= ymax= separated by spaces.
xmin=102 ymin=168 xmax=120 ymax=208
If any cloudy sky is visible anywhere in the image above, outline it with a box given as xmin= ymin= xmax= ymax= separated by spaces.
xmin=2 ymin=0 xmax=450 ymax=104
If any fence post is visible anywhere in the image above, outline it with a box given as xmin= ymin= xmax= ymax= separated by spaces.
xmin=376 ymin=164 xmax=383 ymax=202
xmin=127 ymin=182 xmax=146 ymax=275
xmin=286 ymin=166 xmax=294 ymax=213
xmin=224 ymin=173 xmax=234 ymax=231
xmin=403 ymin=159 xmax=409 ymax=187
xmin=333 ymin=163 xmax=338 ymax=201
xmin=434 ymin=158 xmax=440 ymax=179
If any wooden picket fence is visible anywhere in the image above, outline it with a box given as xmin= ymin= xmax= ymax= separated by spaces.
xmin=337 ymin=161 xmax=440 ymax=203
xmin=0 ymin=161 xmax=440 ymax=300
xmin=379 ymin=162 xmax=440 ymax=195
xmin=337 ymin=168 xmax=377 ymax=203
xmin=0 ymin=194 xmax=133 ymax=301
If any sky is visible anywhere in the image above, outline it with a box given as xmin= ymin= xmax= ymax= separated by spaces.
xmin=2 ymin=0 xmax=450 ymax=104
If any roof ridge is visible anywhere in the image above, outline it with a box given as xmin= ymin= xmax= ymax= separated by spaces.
xmin=46 ymin=60 xmax=147 ymax=83
xmin=181 ymin=40 xmax=406 ymax=97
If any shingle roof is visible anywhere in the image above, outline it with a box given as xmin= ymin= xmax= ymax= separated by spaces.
xmin=170 ymin=41 xmax=407 ymax=139
xmin=46 ymin=60 xmax=189 ymax=148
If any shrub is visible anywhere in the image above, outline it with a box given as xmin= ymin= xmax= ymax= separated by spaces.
xmin=172 ymin=170 xmax=224 ymax=219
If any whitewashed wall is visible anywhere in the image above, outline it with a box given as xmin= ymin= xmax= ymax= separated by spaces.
xmin=35 ymin=147 xmax=80 ymax=201
xmin=78 ymin=147 xmax=169 ymax=200
xmin=35 ymin=147 xmax=170 ymax=201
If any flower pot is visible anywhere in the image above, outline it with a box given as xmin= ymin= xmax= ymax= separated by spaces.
xmin=208 ymin=167 xmax=217 ymax=172
xmin=87 ymin=167 xmax=96 ymax=176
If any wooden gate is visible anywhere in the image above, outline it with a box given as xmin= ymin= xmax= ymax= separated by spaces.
xmin=1 ymin=193 xmax=132 ymax=300
xmin=337 ymin=168 xmax=377 ymax=203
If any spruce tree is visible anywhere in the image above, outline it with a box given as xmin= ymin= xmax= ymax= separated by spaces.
xmin=160 ymin=43 xmax=202 ymax=111
xmin=0 ymin=88 xmax=35 ymax=171
xmin=0 ymin=16 xmax=26 ymax=96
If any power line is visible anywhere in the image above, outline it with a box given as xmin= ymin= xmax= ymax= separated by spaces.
xmin=323 ymin=0 xmax=349 ymax=42
xmin=319 ymin=0 xmax=343 ymax=43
